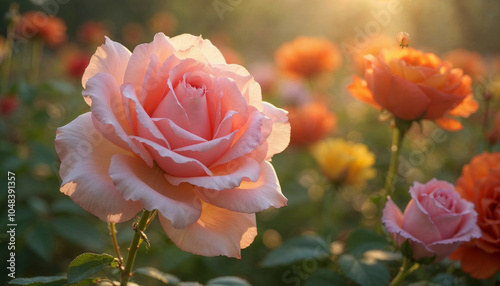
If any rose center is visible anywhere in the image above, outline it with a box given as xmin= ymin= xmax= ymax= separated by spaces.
xmin=432 ymin=189 xmax=454 ymax=210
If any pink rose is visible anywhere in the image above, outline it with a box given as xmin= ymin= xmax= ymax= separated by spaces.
xmin=382 ymin=179 xmax=481 ymax=261
xmin=54 ymin=33 xmax=290 ymax=258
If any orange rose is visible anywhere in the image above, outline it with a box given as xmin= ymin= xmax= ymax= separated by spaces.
xmin=348 ymin=48 xmax=478 ymax=131
xmin=444 ymin=49 xmax=487 ymax=81
xmin=275 ymin=37 xmax=342 ymax=79
xmin=77 ymin=21 xmax=110 ymax=46
xmin=288 ymin=101 xmax=336 ymax=146
xmin=15 ymin=11 xmax=66 ymax=47
xmin=449 ymin=153 xmax=500 ymax=279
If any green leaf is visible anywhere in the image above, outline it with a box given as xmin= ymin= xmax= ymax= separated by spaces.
xmin=206 ymin=276 xmax=251 ymax=286
xmin=67 ymin=253 xmax=115 ymax=285
xmin=345 ymin=228 xmax=390 ymax=256
xmin=8 ymin=276 xmax=66 ymax=286
xmin=25 ymin=223 xmax=55 ymax=261
xmin=338 ymin=254 xmax=390 ymax=286
xmin=431 ymin=273 xmax=456 ymax=286
xmin=304 ymin=269 xmax=348 ymax=286
xmin=262 ymin=236 xmax=330 ymax=267
xmin=177 ymin=283 xmax=203 ymax=286
xmin=51 ymin=217 xmax=105 ymax=251
xmin=134 ymin=267 xmax=181 ymax=285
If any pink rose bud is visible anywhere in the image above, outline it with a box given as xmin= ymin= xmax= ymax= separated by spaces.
xmin=382 ymin=179 xmax=481 ymax=261
xmin=396 ymin=32 xmax=410 ymax=48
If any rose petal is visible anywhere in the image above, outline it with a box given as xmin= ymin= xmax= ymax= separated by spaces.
xmin=262 ymin=102 xmax=290 ymax=160
xmin=123 ymin=32 xmax=176 ymax=99
xmin=386 ymin=75 xmax=430 ymax=120
xmin=196 ymin=162 xmax=287 ymax=213
xmin=164 ymin=156 xmax=260 ymax=190
xmin=402 ymin=200 xmax=443 ymax=244
xmin=153 ymin=118 xmax=206 ymax=150
xmin=108 ymin=153 xmax=201 ymax=229
xmin=122 ymin=84 xmax=170 ymax=148
xmin=159 ymin=202 xmax=257 ymax=258
xmin=436 ymin=117 xmax=463 ymax=131
xmin=83 ymin=73 xmax=153 ymax=166
xmin=82 ymin=36 xmax=131 ymax=100
xmin=212 ymin=107 xmax=264 ymax=166
xmin=169 ymin=34 xmax=227 ymax=64
xmin=347 ymin=75 xmax=381 ymax=110
xmin=131 ymin=136 xmax=212 ymax=177
xmin=450 ymin=245 xmax=500 ymax=279
xmin=364 ymin=55 xmax=391 ymax=109
xmin=55 ymin=113 xmax=142 ymax=223
xmin=174 ymin=131 xmax=237 ymax=167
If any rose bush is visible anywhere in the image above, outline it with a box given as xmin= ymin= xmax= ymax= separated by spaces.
xmin=450 ymin=153 xmax=500 ymax=279
xmin=55 ymin=33 xmax=290 ymax=258
xmin=383 ymin=179 xmax=481 ymax=261
xmin=347 ymin=47 xmax=478 ymax=131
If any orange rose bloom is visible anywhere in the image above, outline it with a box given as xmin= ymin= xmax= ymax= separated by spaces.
xmin=77 ymin=21 xmax=109 ymax=46
xmin=288 ymin=101 xmax=336 ymax=146
xmin=15 ymin=11 xmax=66 ymax=47
xmin=348 ymin=47 xmax=478 ymax=131
xmin=449 ymin=153 xmax=500 ymax=279
xmin=275 ymin=37 xmax=341 ymax=79
xmin=349 ymin=34 xmax=393 ymax=74
xmin=444 ymin=49 xmax=487 ymax=81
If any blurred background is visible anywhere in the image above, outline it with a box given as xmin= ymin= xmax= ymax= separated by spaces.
xmin=1 ymin=0 xmax=500 ymax=285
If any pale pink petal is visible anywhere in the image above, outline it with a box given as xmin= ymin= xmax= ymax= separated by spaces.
xmin=83 ymin=73 xmax=153 ymax=166
xmin=212 ymin=64 xmax=263 ymax=111
xmin=153 ymin=90 xmax=190 ymax=130
xmin=108 ymin=154 xmax=201 ymax=229
xmin=123 ymin=33 xmax=176 ymax=98
xmin=169 ymin=34 xmax=226 ymax=64
xmin=262 ymin=102 xmax=290 ymax=160
xmin=55 ymin=113 xmax=142 ymax=223
xmin=401 ymin=200 xmax=442 ymax=244
xmin=196 ymin=162 xmax=287 ymax=213
xmin=121 ymin=84 xmax=170 ymax=148
xmin=153 ymin=118 xmax=206 ymax=150
xmin=130 ymin=136 xmax=212 ymax=177
xmin=174 ymin=82 xmax=211 ymax=139
xmin=159 ymin=203 xmax=257 ymax=258
xmin=174 ymin=131 xmax=237 ymax=167
xmin=82 ymin=37 xmax=131 ymax=101
xmin=212 ymin=107 xmax=264 ymax=166
xmin=164 ymin=156 xmax=260 ymax=190
xmin=213 ymin=77 xmax=249 ymax=135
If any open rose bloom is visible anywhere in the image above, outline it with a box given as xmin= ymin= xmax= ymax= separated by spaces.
xmin=383 ymin=179 xmax=481 ymax=261
xmin=348 ymin=48 xmax=478 ymax=131
xmin=450 ymin=153 xmax=500 ymax=279
xmin=55 ymin=33 xmax=290 ymax=258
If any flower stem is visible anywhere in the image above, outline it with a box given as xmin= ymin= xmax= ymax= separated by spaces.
xmin=30 ymin=40 xmax=43 ymax=82
xmin=384 ymin=124 xmax=404 ymax=197
xmin=121 ymin=210 xmax=152 ymax=286
xmin=109 ymin=223 xmax=124 ymax=272
xmin=389 ymin=257 xmax=419 ymax=286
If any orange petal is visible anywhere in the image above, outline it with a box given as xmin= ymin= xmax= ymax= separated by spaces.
xmin=448 ymin=94 xmax=479 ymax=118
xmin=436 ymin=117 xmax=463 ymax=131
xmin=347 ymin=75 xmax=381 ymax=109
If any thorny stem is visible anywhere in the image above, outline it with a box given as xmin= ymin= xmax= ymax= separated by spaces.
xmin=121 ymin=210 xmax=152 ymax=286
xmin=109 ymin=223 xmax=124 ymax=272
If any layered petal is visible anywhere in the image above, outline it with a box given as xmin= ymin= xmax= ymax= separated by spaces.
xmin=55 ymin=113 xmax=142 ymax=223
xmin=159 ymin=203 xmax=257 ymax=258
xmin=196 ymin=162 xmax=287 ymax=213
xmin=109 ymin=154 xmax=202 ymax=229
xmin=262 ymin=102 xmax=291 ymax=160
xmin=82 ymin=37 xmax=131 ymax=98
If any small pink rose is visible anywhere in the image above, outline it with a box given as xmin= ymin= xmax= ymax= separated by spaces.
xmin=382 ymin=179 xmax=481 ymax=261
xmin=55 ymin=33 xmax=291 ymax=258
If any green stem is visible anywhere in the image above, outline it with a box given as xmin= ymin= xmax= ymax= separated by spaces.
xmin=389 ymin=257 xmax=419 ymax=286
xmin=30 ymin=40 xmax=43 ymax=82
xmin=384 ymin=124 xmax=405 ymax=198
xmin=321 ymin=186 xmax=334 ymax=236
xmin=109 ymin=223 xmax=124 ymax=272
xmin=121 ymin=210 xmax=152 ymax=286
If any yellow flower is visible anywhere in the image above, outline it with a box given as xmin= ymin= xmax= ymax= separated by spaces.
xmin=312 ymin=138 xmax=376 ymax=187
